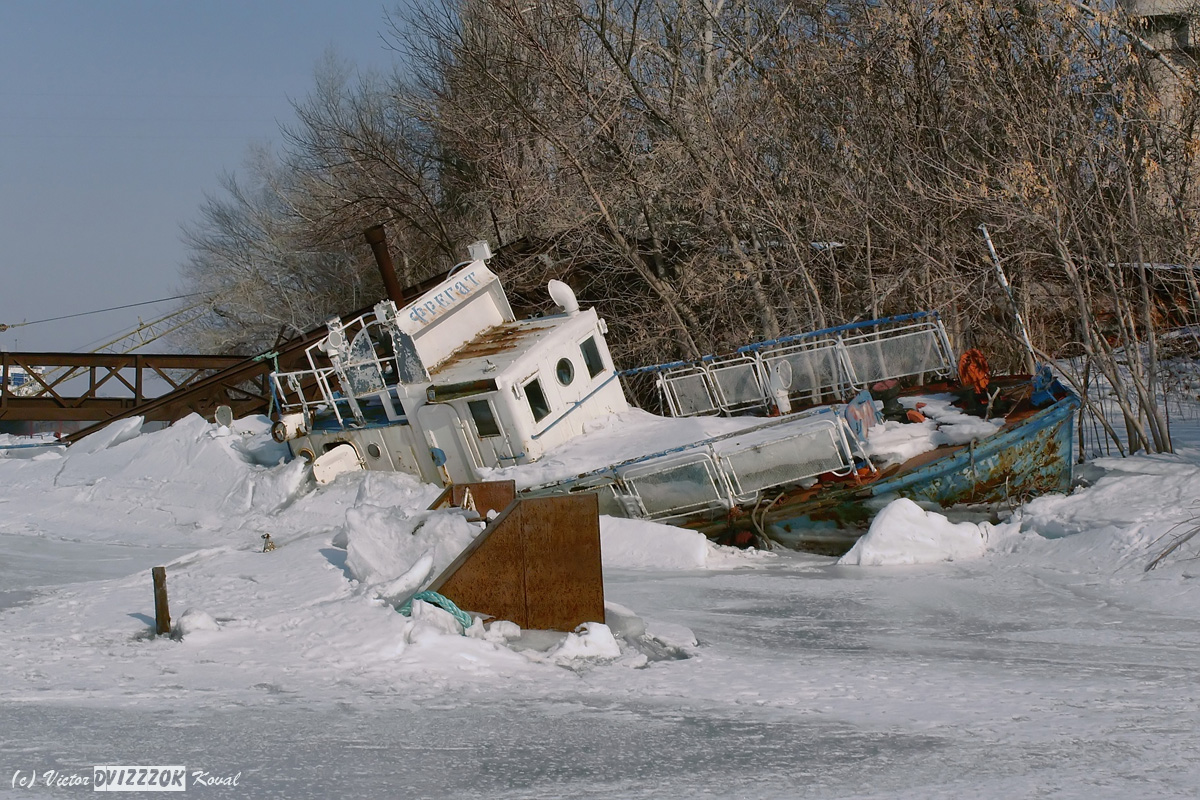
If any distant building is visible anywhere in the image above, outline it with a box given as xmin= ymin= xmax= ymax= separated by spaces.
xmin=1122 ymin=1 xmax=1198 ymax=62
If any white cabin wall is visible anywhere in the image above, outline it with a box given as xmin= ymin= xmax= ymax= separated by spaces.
xmin=496 ymin=315 xmax=629 ymax=459
xmin=449 ymin=392 xmax=524 ymax=468
xmin=398 ymin=263 xmax=515 ymax=369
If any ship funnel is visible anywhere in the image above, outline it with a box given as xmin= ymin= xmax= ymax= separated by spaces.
xmin=548 ymin=279 xmax=579 ymax=316
xmin=363 ymin=224 xmax=406 ymax=305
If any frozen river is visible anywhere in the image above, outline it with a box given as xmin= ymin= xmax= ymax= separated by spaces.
xmin=6 ymin=555 xmax=1200 ymax=798
xmin=3 ymin=416 xmax=1200 ymax=798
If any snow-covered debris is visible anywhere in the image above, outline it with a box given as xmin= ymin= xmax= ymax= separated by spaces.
xmin=838 ymin=497 xmax=994 ymax=566
xmin=544 ymin=622 xmax=622 ymax=663
xmin=866 ymin=394 xmax=1004 ymax=466
xmin=343 ymin=506 xmax=481 ymax=591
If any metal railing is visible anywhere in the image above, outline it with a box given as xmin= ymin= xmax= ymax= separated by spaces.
xmin=526 ymin=408 xmax=872 ymax=522
xmin=270 ymin=309 xmax=404 ymax=428
xmin=624 ymin=312 xmax=954 ymax=418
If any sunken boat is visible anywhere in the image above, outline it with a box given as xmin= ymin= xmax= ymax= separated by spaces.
xmin=268 ymin=241 xmax=1078 ymax=552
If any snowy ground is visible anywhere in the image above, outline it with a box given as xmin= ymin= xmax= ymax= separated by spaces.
xmin=2 ymin=413 xmax=1200 ymax=798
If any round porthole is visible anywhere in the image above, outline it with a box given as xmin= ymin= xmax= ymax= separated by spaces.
xmin=556 ymin=357 xmax=575 ymax=386
xmin=366 ymin=443 xmax=382 ymax=459
xmin=297 ymin=448 xmax=316 ymax=463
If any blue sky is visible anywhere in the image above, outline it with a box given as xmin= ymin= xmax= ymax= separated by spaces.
xmin=0 ymin=2 xmax=400 ymax=352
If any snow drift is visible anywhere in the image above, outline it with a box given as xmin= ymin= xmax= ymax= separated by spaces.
xmin=838 ymin=497 xmax=993 ymax=566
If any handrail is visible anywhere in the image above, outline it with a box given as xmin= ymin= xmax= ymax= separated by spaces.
xmin=736 ymin=311 xmax=938 ymax=354
xmin=526 ymin=408 xmax=871 ymax=523
xmin=617 ymin=311 xmax=939 ymax=376
xmin=526 ymin=406 xmax=842 ymax=493
xmin=629 ymin=313 xmax=953 ymax=418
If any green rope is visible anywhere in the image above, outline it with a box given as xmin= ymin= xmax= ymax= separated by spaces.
xmin=398 ymin=591 xmax=473 ymax=632
xmin=253 ymin=350 xmax=281 ymax=377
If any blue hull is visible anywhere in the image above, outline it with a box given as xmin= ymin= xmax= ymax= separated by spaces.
xmin=695 ymin=391 xmax=1080 ymax=551
xmin=866 ymin=392 xmax=1078 ymax=506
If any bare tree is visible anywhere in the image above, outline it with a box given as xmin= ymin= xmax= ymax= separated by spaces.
xmin=177 ymin=0 xmax=1198 ymax=453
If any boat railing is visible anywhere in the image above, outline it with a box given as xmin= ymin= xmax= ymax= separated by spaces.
xmin=272 ymin=365 xmax=352 ymax=428
xmin=271 ymin=308 xmax=409 ymax=428
xmin=627 ymin=312 xmax=954 ymax=418
xmin=527 ymin=407 xmax=872 ymax=522
xmin=835 ymin=320 xmax=954 ymax=388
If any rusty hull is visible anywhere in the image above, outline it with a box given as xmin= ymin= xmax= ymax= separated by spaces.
xmin=689 ymin=389 xmax=1080 ymax=554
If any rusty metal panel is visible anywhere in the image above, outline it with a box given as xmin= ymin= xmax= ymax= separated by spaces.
xmin=866 ymin=392 xmax=1078 ymax=505
xmin=451 ymin=481 xmax=516 ymax=518
xmin=430 ymin=502 xmax=528 ymax=627
xmin=520 ymin=494 xmax=604 ymax=632
xmin=428 ymin=494 xmax=604 ymax=632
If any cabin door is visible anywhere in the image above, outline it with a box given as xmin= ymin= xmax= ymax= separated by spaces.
xmin=416 ymin=403 xmax=480 ymax=485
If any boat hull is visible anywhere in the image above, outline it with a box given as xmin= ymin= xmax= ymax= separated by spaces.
xmin=698 ymin=392 xmax=1080 ymax=553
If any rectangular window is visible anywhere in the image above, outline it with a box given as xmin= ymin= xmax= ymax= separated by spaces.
xmin=468 ymin=399 xmax=501 ymax=438
xmin=524 ymin=378 xmax=551 ymax=422
xmin=580 ymin=336 xmax=605 ymax=378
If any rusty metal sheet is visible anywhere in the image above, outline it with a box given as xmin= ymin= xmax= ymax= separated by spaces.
xmin=427 ymin=318 xmax=560 ymax=377
xmin=451 ymin=481 xmax=516 ymax=518
xmin=431 ymin=502 xmax=529 ymax=627
xmin=519 ymin=494 xmax=604 ymax=632
xmin=428 ymin=494 xmax=604 ymax=632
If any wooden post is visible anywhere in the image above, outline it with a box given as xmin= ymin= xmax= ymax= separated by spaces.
xmin=152 ymin=566 xmax=171 ymax=636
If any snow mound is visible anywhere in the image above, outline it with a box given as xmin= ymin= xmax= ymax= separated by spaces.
xmin=69 ymin=416 xmax=144 ymax=456
xmin=172 ymin=609 xmax=220 ymax=639
xmin=55 ymin=415 xmax=260 ymax=524
xmin=600 ymin=516 xmax=769 ymax=570
xmin=546 ymin=622 xmax=622 ymax=663
xmin=1090 ymin=454 xmax=1200 ymax=478
xmin=838 ymin=498 xmax=992 ymax=566
xmin=343 ymin=505 xmax=482 ymax=591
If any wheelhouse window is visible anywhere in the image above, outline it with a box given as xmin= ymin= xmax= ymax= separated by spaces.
xmin=580 ymin=336 xmax=605 ymax=378
xmin=523 ymin=378 xmax=551 ymax=423
xmin=468 ymin=399 xmax=501 ymax=438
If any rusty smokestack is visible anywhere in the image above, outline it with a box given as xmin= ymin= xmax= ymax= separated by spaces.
xmin=364 ymin=224 xmax=406 ymax=306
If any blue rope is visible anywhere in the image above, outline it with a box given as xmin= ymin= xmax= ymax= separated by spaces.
xmin=398 ymin=591 xmax=473 ymax=631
